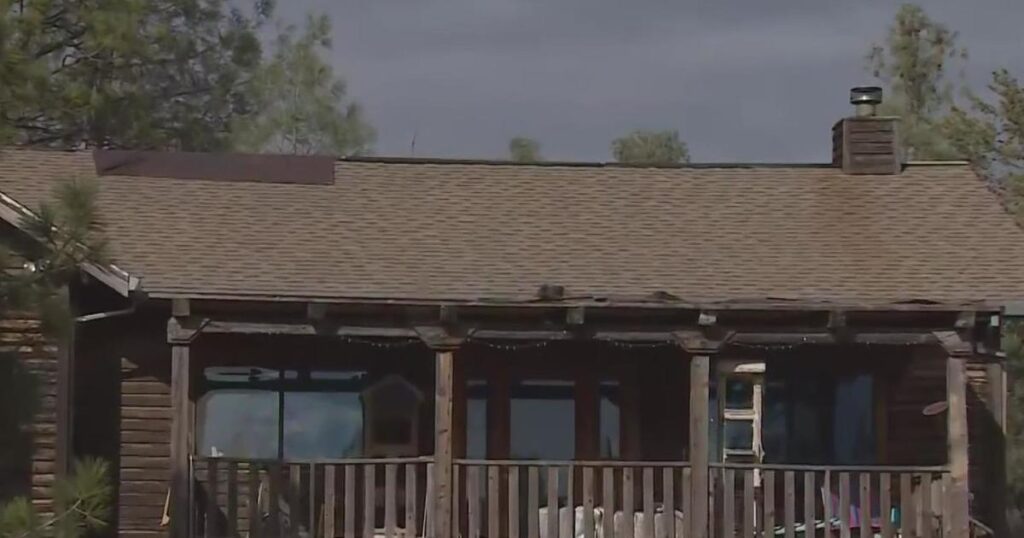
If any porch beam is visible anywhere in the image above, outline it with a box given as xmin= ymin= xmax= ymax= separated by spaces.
xmin=935 ymin=330 xmax=970 ymax=538
xmin=168 ymin=298 xmax=192 ymax=538
xmin=189 ymin=318 xmax=948 ymax=345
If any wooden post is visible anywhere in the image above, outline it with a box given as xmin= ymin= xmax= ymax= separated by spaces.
xmin=435 ymin=350 xmax=457 ymax=538
xmin=689 ymin=355 xmax=711 ymax=538
xmin=673 ymin=329 xmax=733 ymax=538
xmin=169 ymin=298 xmax=194 ymax=538
xmin=419 ymin=325 xmax=464 ymax=538
xmin=935 ymin=331 xmax=970 ymax=538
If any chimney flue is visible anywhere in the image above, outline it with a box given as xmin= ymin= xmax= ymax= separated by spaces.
xmin=850 ymin=86 xmax=883 ymax=117
xmin=832 ymin=86 xmax=902 ymax=175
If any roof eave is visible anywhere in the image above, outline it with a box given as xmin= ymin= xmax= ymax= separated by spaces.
xmin=0 ymin=191 xmax=138 ymax=297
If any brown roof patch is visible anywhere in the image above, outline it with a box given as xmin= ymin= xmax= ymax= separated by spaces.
xmin=3 ymin=148 xmax=1024 ymax=307
xmin=93 ymin=150 xmax=334 ymax=185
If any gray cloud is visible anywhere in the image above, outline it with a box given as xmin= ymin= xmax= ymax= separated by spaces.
xmin=284 ymin=0 xmax=1024 ymax=161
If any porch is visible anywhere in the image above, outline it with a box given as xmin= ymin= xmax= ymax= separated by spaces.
xmin=168 ymin=302 xmax=988 ymax=538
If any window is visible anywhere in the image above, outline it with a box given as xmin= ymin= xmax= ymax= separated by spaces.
xmin=197 ymin=367 xmax=415 ymax=460
xmin=763 ymin=366 xmax=875 ymax=465
xmin=510 ymin=380 xmax=574 ymax=460
xmin=713 ymin=362 xmax=764 ymax=463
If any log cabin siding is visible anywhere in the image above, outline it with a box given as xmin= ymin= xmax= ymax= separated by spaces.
xmin=74 ymin=313 xmax=173 ymax=538
xmin=0 ymin=315 xmax=58 ymax=513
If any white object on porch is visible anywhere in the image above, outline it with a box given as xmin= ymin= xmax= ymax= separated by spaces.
xmin=537 ymin=506 xmax=686 ymax=538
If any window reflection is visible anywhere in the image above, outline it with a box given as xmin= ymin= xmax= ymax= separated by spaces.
xmin=198 ymin=389 xmax=279 ymax=458
xmin=198 ymin=367 xmax=391 ymax=460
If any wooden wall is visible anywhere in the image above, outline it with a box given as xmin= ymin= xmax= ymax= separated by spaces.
xmin=0 ymin=315 xmax=59 ymax=514
xmin=75 ymin=312 xmax=172 ymax=538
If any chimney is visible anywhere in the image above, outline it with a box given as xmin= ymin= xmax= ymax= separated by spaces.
xmin=832 ymin=86 xmax=902 ymax=175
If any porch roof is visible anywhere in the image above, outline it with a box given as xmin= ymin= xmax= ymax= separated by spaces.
xmin=2 ymin=148 xmax=1024 ymax=310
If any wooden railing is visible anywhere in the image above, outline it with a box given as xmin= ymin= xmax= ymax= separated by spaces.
xmin=192 ymin=459 xmax=957 ymax=538
xmin=454 ymin=460 xmax=692 ymax=538
xmin=709 ymin=463 xmax=952 ymax=538
xmin=190 ymin=456 xmax=435 ymax=538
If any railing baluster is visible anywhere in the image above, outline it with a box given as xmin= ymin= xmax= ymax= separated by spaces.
xmin=942 ymin=473 xmax=952 ymax=537
xmin=547 ymin=467 xmax=559 ymax=538
xmin=783 ymin=470 xmax=795 ymax=538
xmin=269 ymin=463 xmax=282 ymax=538
xmin=763 ymin=471 xmax=775 ymax=538
xmin=292 ymin=463 xmax=303 ymax=538
xmin=879 ymin=473 xmax=892 ymax=538
xmin=804 ymin=471 xmax=815 ymax=538
xmin=681 ymin=468 xmax=691 ymax=538
xmin=207 ymin=459 xmax=220 ymax=538
xmin=622 ymin=467 xmax=635 ymax=538
xmin=509 ymin=466 xmax=520 ymax=538
xmin=642 ymin=467 xmax=655 ymax=538
xmin=468 ymin=466 xmax=480 ymax=538
xmin=310 ymin=464 xmax=319 ymax=538
xmin=364 ymin=464 xmax=376 ymax=538
xmin=919 ymin=473 xmax=933 ymax=538
xmin=385 ymin=464 xmax=397 ymax=538
xmin=249 ymin=464 xmax=262 ymax=538
xmin=488 ymin=466 xmax=501 ymax=538
xmin=664 ymin=468 xmax=677 ymax=538
xmin=838 ymin=472 xmax=850 ymax=538
xmin=822 ymin=471 xmax=831 ymax=538
xmin=528 ymin=467 xmax=540 ymax=538
xmin=602 ymin=468 xmax=615 ymax=538
xmin=859 ymin=473 xmax=871 ymax=538
xmin=325 ymin=465 xmax=336 ymax=538
xmin=344 ymin=465 xmax=356 ymax=538
xmin=900 ymin=473 xmax=914 ymax=538
xmin=406 ymin=464 xmax=417 ymax=538
xmin=723 ymin=468 xmax=736 ymax=538
xmin=742 ymin=470 xmax=753 ymax=538
xmin=565 ymin=466 xmax=575 ymax=538
xmin=584 ymin=467 xmax=595 ymax=538
xmin=226 ymin=462 xmax=238 ymax=538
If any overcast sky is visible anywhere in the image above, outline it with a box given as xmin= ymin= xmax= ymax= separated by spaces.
xmin=284 ymin=0 xmax=1023 ymax=162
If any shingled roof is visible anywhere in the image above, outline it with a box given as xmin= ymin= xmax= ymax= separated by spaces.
xmin=2 ymin=148 xmax=1024 ymax=309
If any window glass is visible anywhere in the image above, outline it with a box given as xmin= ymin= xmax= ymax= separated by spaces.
xmin=466 ymin=380 xmax=488 ymax=459
xmin=197 ymin=389 xmax=279 ymax=458
xmin=598 ymin=381 xmax=620 ymax=459
xmin=283 ymin=391 xmax=363 ymax=459
xmin=763 ymin=367 xmax=875 ymax=464
xmin=724 ymin=379 xmax=753 ymax=409
xmin=510 ymin=380 xmax=574 ymax=460
xmin=724 ymin=419 xmax=753 ymax=450
xmin=197 ymin=366 xmax=382 ymax=460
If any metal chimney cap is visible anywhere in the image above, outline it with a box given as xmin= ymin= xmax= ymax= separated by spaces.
xmin=850 ymin=86 xmax=883 ymax=106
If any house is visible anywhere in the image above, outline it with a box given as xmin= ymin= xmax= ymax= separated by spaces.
xmin=0 ymin=88 xmax=1021 ymax=538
